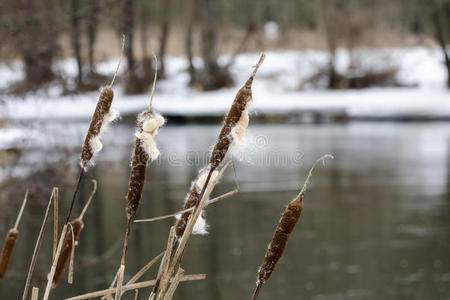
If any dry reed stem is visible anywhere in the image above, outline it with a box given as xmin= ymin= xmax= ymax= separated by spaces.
xmin=251 ymin=154 xmax=333 ymax=300
xmin=31 ymin=287 xmax=39 ymax=300
xmin=114 ymin=264 xmax=125 ymax=300
xmin=66 ymin=274 xmax=206 ymax=300
xmin=103 ymin=252 xmax=163 ymax=300
xmin=53 ymin=189 xmax=58 ymax=263
xmin=21 ymin=188 xmax=57 ymax=300
xmin=0 ymin=190 xmax=28 ymax=278
xmin=157 ymin=162 xmax=231 ymax=299
xmin=68 ymin=223 xmax=75 ymax=284
xmin=150 ymin=227 xmax=176 ymax=299
xmin=53 ymin=180 xmax=97 ymax=287
xmin=135 ymin=189 xmax=240 ymax=223
xmin=102 ymin=267 xmax=121 ymax=300
xmin=134 ymin=290 xmax=139 ymax=300
xmin=43 ymin=224 xmax=68 ymax=300
xmin=163 ymin=268 xmax=184 ymax=300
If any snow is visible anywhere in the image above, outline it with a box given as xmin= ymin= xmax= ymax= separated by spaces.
xmin=0 ymin=47 xmax=448 ymax=122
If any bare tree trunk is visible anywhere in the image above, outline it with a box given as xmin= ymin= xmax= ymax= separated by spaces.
xmin=13 ymin=0 xmax=56 ymax=88
xmin=87 ymin=0 xmax=99 ymax=75
xmin=197 ymin=0 xmax=232 ymax=90
xmin=139 ymin=0 xmax=149 ymax=60
xmin=431 ymin=0 xmax=450 ymax=88
xmin=70 ymin=0 xmax=83 ymax=84
xmin=158 ymin=0 xmax=172 ymax=78
xmin=186 ymin=0 xmax=197 ymax=85
xmin=123 ymin=0 xmax=135 ymax=75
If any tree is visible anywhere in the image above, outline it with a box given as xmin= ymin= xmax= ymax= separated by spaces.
xmin=11 ymin=0 xmax=59 ymax=89
xmin=431 ymin=0 xmax=450 ymax=88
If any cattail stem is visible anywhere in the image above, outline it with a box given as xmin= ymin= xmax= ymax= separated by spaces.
xmin=13 ymin=190 xmax=28 ymax=230
xmin=66 ymin=168 xmax=85 ymax=224
xmin=251 ymin=281 xmax=262 ymax=300
xmin=21 ymin=189 xmax=57 ymax=300
xmin=109 ymin=35 xmax=125 ymax=88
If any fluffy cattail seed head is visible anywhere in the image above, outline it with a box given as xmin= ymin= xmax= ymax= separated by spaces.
xmin=126 ymin=109 xmax=165 ymax=217
xmin=80 ymin=87 xmax=115 ymax=168
xmin=210 ymin=54 xmax=264 ymax=168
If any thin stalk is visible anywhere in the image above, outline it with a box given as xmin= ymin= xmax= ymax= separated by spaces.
xmin=21 ymin=189 xmax=56 ymax=300
xmin=13 ymin=190 xmax=28 ymax=230
xmin=135 ymin=189 xmax=239 ymax=223
xmin=251 ymin=282 xmax=262 ymax=300
xmin=66 ymin=274 xmax=206 ymax=300
xmin=65 ymin=168 xmax=85 ymax=224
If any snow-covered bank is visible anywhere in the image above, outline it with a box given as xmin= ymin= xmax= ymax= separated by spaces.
xmin=0 ymin=47 xmax=448 ymax=121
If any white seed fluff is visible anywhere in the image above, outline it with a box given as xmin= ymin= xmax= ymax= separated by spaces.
xmin=135 ymin=112 xmax=165 ymax=161
xmin=88 ymin=108 xmax=119 ymax=155
xmin=230 ymin=109 xmax=249 ymax=149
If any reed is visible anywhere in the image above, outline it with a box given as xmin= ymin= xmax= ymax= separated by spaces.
xmin=155 ymin=162 xmax=231 ymax=299
xmin=52 ymin=180 xmax=97 ymax=288
xmin=0 ymin=190 xmax=28 ymax=278
xmin=67 ymin=36 xmax=124 ymax=226
xmin=251 ymin=155 xmax=333 ymax=300
xmin=21 ymin=188 xmax=57 ymax=300
xmin=186 ymin=53 xmax=265 ymax=243
xmin=116 ymin=55 xmax=165 ymax=300
xmin=80 ymin=36 xmax=124 ymax=169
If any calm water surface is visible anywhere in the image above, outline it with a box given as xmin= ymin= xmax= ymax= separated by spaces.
xmin=0 ymin=122 xmax=449 ymax=299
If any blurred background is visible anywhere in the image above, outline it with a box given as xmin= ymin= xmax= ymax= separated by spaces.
xmin=0 ymin=0 xmax=450 ymax=299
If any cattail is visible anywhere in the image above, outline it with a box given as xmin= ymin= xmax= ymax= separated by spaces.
xmin=52 ymin=218 xmax=83 ymax=287
xmin=127 ymin=109 xmax=165 ymax=217
xmin=52 ymin=180 xmax=97 ymax=288
xmin=116 ymin=55 xmax=164 ymax=300
xmin=175 ymin=167 xmax=219 ymax=238
xmin=80 ymin=87 xmax=117 ymax=167
xmin=251 ymin=155 xmax=333 ymax=300
xmin=0 ymin=190 xmax=28 ymax=278
xmin=210 ymin=53 xmax=265 ymax=168
xmin=0 ymin=229 xmax=18 ymax=278
xmin=80 ymin=37 xmax=124 ymax=168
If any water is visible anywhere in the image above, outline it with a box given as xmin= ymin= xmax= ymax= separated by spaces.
xmin=0 ymin=122 xmax=449 ymax=299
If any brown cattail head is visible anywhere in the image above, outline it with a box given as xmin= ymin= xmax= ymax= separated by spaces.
xmin=52 ymin=218 xmax=84 ymax=288
xmin=210 ymin=54 xmax=265 ymax=168
xmin=0 ymin=229 xmax=19 ymax=278
xmin=80 ymin=87 xmax=116 ymax=168
xmin=257 ymin=195 xmax=303 ymax=283
xmin=254 ymin=154 xmax=333 ymax=287
xmin=126 ymin=109 xmax=165 ymax=217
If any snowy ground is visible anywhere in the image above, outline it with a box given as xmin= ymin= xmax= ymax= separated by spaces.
xmin=0 ymin=47 xmax=448 ymax=122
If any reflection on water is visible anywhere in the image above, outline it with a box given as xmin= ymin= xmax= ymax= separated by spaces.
xmin=0 ymin=122 xmax=450 ymax=299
